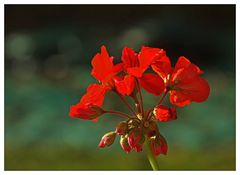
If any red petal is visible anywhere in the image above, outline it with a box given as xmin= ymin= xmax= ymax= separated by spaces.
xmin=172 ymin=56 xmax=202 ymax=76
xmin=170 ymin=90 xmax=192 ymax=106
xmin=126 ymin=67 xmax=144 ymax=78
xmin=174 ymin=56 xmax=191 ymax=70
xmin=138 ymin=74 xmax=165 ymax=96
xmin=171 ymin=64 xmax=199 ymax=84
xmin=91 ymin=45 xmax=114 ymax=82
xmin=122 ymin=47 xmax=139 ymax=68
xmin=138 ymin=47 xmax=166 ymax=73
xmin=80 ymin=84 xmax=108 ymax=106
xmin=151 ymin=54 xmax=172 ymax=80
xmin=114 ymin=75 xmax=135 ymax=96
xmin=177 ymin=77 xmax=210 ymax=103
xmin=69 ymin=103 xmax=99 ymax=121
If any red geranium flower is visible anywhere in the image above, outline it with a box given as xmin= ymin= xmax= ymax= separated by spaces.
xmin=152 ymin=56 xmax=210 ymax=106
xmin=69 ymin=45 xmax=211 ymax=167
xmin=69 ymin=46 xmax=122 ymax=120
xmin=114 ymin=47 xmax=165 ymax=96
xmin=69 ymin=84 xmax=107 ymax=120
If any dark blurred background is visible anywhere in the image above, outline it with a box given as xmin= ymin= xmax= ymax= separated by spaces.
xmin=4 ymin=5 xmax=235 ymax=170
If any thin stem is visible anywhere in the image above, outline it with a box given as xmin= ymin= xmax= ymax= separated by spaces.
xmin=116 ymin=92 xmax=137 ymax=117
xmin=104 ymin=110 xmax=133 ymax=119
xmin=144 ymin=138 xmax=160 ymax=171
xmin=131 ymin=94 xmax=141 ymax=113
xmin=157 ymin=90 xmax=169 ymax=105
xmin=136 ymin=79 xmax=144 ymax=116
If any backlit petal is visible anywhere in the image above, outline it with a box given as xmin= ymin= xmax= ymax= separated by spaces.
xmin=80 ymin=84 xmax=108 ymax=106
xmin=151 ymin=54 xmax=172 ymax=80
xmin=91 ymin=45 xmax=114 ymax=82
xmin=114 ymin=75 xmax=135 ymax=96
xmin=138 ymin=73 xmax=165 ymax=96
xmin=177 ymin=77 xmax=210 ymax=102
xmin=138 ymin=47 xmax=165 ymax=72
xmin=122 ymin=47 xmax=139 ymax=68
xmin=127 ymin=67 xmax=144 ymax=78
xmin=170 ymin=90 xmax=192 ymax=106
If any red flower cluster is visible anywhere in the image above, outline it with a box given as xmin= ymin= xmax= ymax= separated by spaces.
xmin=69 ymin=45 xmax=210 ymax=156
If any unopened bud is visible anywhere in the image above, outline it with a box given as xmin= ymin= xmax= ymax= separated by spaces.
xmin=153 ymin=105 xmax=177 ymax=122
xmin=98 ymin=132 xmax=116 ymax=148
xmin=116 ymin=121 xmax=128 ymax=135
xmin=128 ymin=129 xmax=144 ymax=152
xmin=149 ymin=134 xmax=168 ymax=156
xmin=120 ymin=136 xmax=132 ymax=153
xmin=134 ymin=143 xmax=143 ymax=152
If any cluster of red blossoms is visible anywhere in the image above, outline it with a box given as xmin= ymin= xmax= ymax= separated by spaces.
xmin=69 ymin=45 xmax=210 ymax=156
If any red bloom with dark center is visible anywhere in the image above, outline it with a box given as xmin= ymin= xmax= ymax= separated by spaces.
xmin=114 ymin=47 xmax=165 ymax=96
xmin=69 ymin=46 xmax=122 ymax=120
xmin=153 ymin=105 xmax=177 ymax=122
xmin=153 ymin=56 xmax=210 ymax=106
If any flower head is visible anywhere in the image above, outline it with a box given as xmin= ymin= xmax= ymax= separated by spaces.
xmin=69 ymin=45 xmax=210 ymax=162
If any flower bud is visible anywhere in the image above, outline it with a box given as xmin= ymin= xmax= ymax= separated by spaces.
xmin=134 ymin=143 xmax=143 ymax=152
xmin=149 ymin=134 xmax=168 ymax=156
xmin=120 ymin=135 xmax=132 ymax=153
xmin=98 ymin=132 xmax=116 ymax=148
xmin=128 ymin=130 xmax=144 ymax=152
xmin=116 ymin=121 xmax=128 ymax=135
xmin=153 ymin=105 xmax=177 ymax=122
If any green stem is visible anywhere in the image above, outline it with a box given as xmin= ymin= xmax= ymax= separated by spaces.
xmin=144 ymin=138 xmax=160 ymax=171
xmin=157 ymin=90 xmax=168 ymax=105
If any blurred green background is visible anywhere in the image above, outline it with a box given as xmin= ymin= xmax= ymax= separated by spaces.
xmin=5 ymin=5 xmax=235 ymax=170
